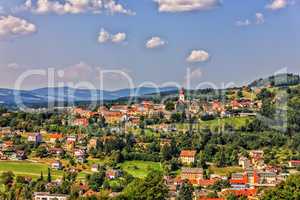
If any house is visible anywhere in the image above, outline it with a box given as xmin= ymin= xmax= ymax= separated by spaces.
xmin=74 ymin=149 xmax=86 ymax=163
xmin=181 ymin=167 xmax=204 ymax=180
xmin=238 ymin=156 xmax=252 ymax=169
xmin=0 ymin=150 xmax=8 ymax=160
xmin=33 ymin=192 xmax=69 ymax=200
xmin=51 ymin=160 xmax=63 ymax=170
xmin=27 ymin=133 xmax=43 ymax=144
xmin=2 ymin=141 xmax=14 ymax=150
xmin=110 ymin=105 xmax=128 ymax=113
xmin=102 ymin=111 xmax=123 ymax=124
xmin=106 ymin=169 xmax=122 ymax=179
xmin=72 ymin=118 xmax=89 ymax=127
xmin=175 ymin=176 xmax=216 ymax=188
xmin=49 ymin=148 xmax=64 ymax=156
xmin=49 ymin=133 xmax=63 ymax=143
xmin=197 ymin=179 xmax=217 ymax=187
xmin=249 ymin=150 xmax=265 ymax=169
xmin=66 ymin=135 xmax=77 ymax=144
xmin=16 ymin=150 xmax=26 ymax=160
xmin=230 ymin=170 xmax=277 ymax=187
xmin=160 ymin=138 xmax=172 ymax=147
xmin=288 ymin=160 xmax=300 ymax=168
xmin=180 ymin=150 xmax=197 ymax=165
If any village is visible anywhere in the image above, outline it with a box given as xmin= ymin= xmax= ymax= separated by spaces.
xmin=0 ymin=87 xmax=299 ymax=200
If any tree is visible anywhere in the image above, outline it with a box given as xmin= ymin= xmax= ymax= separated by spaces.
xmin=86 ymin=171 xmax=105 ymax=192
xmin=177 ymin=180 xmax=194 ymax=200
xmin=38 ymin=171 xmax=44 ymax=181
xmin=0 ymin=171 xmax=14 ymax=189
xmin=47 ymin=168 xmax=52 ymax=183
xmin=35 ymin=146 xmax=48 ymax=158
xmin=165 ymin=101 xmax=175 ymax=111
xmin=262 ymin=175 xmax=300 ymax=200
xmin=215 ymin=149 xmax=226 ymax=167
xmin=123 ymin=171 xmax=168 ymax=200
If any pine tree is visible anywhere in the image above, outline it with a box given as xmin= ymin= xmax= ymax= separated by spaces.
xmin=39 ymin=171 xmax=44 ymax=181
xmin=47 ymin=168 xmax=52 ymax=183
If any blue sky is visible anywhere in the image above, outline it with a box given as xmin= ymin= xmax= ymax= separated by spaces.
xmin=0 ymin=0 xmax=299 ymax=90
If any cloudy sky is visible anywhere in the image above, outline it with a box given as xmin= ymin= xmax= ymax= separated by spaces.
xmin=0 ymin=0 xmax=299 ymax=90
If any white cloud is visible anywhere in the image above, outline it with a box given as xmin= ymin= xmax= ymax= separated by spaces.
xmin=235 ymin=19 xmax=251 ymax=27
xmin=111 ymin=32 xmax=126 ymax=43
xmin=19 ymin=0 xmax=135 ymax=15
xmin=187 ymin=50 xmax=210 ymax=63
xmin=266 ymin=0 xmax=288 ymax=10
xmin=154 ymin=0 xmax=220 ymax=12
xmin=98 ymin=28 xmax=126 ymax=44
xmin=255 ymin=13 xmax=265 ymax=24
xmin=0 ymin=15 xmax=37 ymax=40
xmin=98 ymin=28 xmax=110 ymax=43
xmin=146 ymin=37 xmax=166 ymax=49
xmin=104 ymin=0 xmax=135 ymax=15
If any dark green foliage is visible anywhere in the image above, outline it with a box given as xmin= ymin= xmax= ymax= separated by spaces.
xmin=262 ymin=175 xmax=300 ymax=200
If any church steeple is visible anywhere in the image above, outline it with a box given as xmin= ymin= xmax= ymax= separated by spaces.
xmin=179 ymin=88 xmax=185 ymax=102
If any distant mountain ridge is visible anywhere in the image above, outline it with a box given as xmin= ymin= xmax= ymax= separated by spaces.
xmin=249 ymin=73 xmax=300 ymax=88
xmin=0 ymin=87 xmax=177 ymax=106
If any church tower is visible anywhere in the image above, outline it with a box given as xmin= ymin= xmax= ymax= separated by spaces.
xmin=179 ymin=88 xmax=185 ymax=102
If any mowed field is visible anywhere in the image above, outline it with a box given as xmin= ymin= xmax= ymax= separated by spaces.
xmin=0 ymin=160 xmax=161 ymax=181
xmin=176 ymin=116 xmax=254 ymax=131
xmin=0 ymin=161 xmax=63 ymax=179
xmin=209 ymin=165 xmax=243 ymax=176
xmin=119 ymin=161 xmax=162 ymax=178
xmin=0 ymin=161 xmax=87 ymax=180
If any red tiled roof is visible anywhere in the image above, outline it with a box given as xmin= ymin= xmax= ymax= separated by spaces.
xmin=197 ymin=179 xmax=216 ymax=186
xmin=49 ymin=133 xmax=63 ymax=139
xmin=230 ymin=179 xmax=246 ymax=184
xmin=180 ymin=150 xmax=196 ymax=157
xmin=290 ymin=160 xmax=300 ymax=164
xmin=225 ymin=188 xmax=257 ymax=197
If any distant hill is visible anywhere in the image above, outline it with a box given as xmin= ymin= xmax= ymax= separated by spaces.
xmin=249 ymin=73 xmax=300 ymax=88
xmin=0 ymin=87 xmax=177 ymax=107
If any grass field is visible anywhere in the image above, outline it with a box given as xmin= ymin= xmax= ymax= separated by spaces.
xmin=0 ymin=161 xmax=64 ymax=179
xmin=119 ymin=160 xmax=162 ymax=178
xmin=176 ymin=116 xmax=253 ymax=132
xmin=209 ymin=165 xmax=243 ymax=176
xmin=0 ymin=161 xmax=88 ymax=181
xmin=200 ymin=116 xmax=253 ymax=129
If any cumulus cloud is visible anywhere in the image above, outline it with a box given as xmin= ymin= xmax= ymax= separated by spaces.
xmin=18 ymin=0 xmax=135 ymax=15
xmin=98 ymin=28 xmax=110 ymax=43
xmin=235 ymin=19 xmax=251 ymax=27
xmin=154 ymin=0 xmax=221 ymax=12
xmin=146 ymin=37 xmax=166 ymax=49
xmin=98 ymin=28 xmax=126 ymax=44
xmin=187 ymin=50 xmax=210 ymax=63
xmin=255 ymin=13 xmax=265 ymax=24
xmin=0 ymin=15 xmax=37 ymax=40
xmin=266 ymin=0 xmax=289 ymax=10
xmin=111 ymin=32 xmax=126 ymax=43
